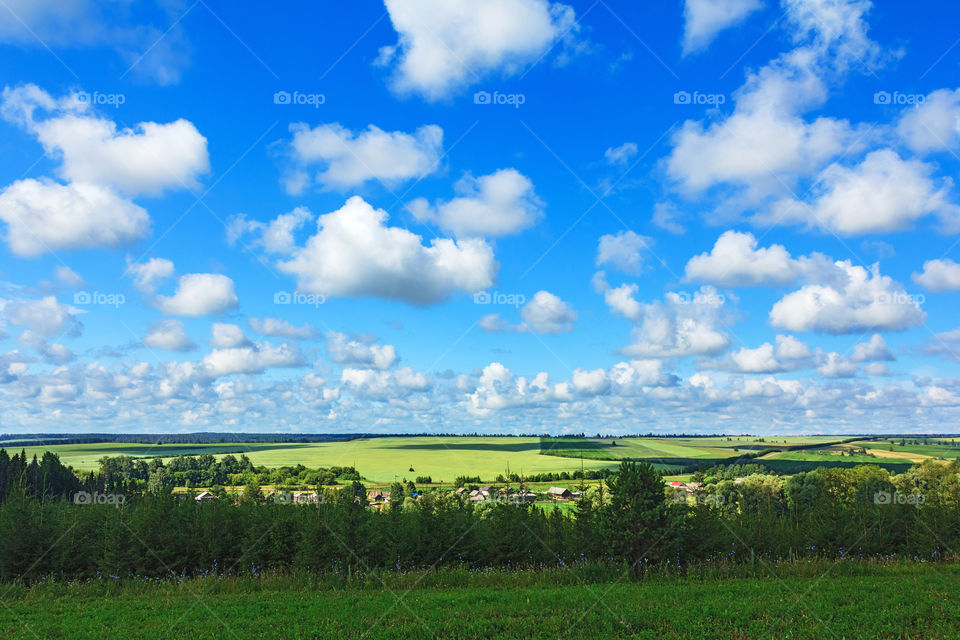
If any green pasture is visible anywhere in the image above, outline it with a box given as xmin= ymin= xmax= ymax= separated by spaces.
xmin=9 ymin=437 xmax=621 ymax=483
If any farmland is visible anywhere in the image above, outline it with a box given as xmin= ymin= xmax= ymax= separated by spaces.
xmin=1 ymin=563 xmax=957 ymax=639
xmin=11 ymin=434 xmax=955 ymax=482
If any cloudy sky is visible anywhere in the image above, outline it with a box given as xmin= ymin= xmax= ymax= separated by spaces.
xmin=1 ymin=0 xmax=959 ymax=435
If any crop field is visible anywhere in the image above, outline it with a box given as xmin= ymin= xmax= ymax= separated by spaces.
xmin=1 ymin=564 xmax=957 ymax=639
xmin=10 ymin=437 xmax=622 ymax=482
xmin=8 ymin=435 xmax=933 ymax=482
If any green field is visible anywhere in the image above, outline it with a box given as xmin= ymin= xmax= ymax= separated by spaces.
xmin=9 ymin=438 xmax=622 ymax=482
xmin=6 ymin=435 xmax=920 ymax=482
xmin=1 ymin=564 xmax=957 ymax=639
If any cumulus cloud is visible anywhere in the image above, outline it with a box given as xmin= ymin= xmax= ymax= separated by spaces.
xmin=227 ymin=207 xmax=312 ymax=255
xmin=519 ymin=291 xmax=577 ymax=334
xmin=326 ymin=332 xmax=397 ymax=369
xmin=765 ymin=149 xmax=957 ymax=235
xmin=249 ymin=317 xmax=317 ymax=340
xmin=603 ymin=284 xmax=644 ymax=322
xmin=705 ymin=334 xmax=813 ymax=373
xmin=0 ymin=179 xmax=150 ymax=257
xmin=341 ymin=366 xmax=430 ymax=399
xmin=596 ymin=231 xmax=654 ymax=275
xmin=407 ymin=168 xmax=543 ymax=237
xmin=818 ymin=352 xmax=858 ymax=378
xmin=143 ymin=319 xmax=195 ymax=352
xmin=378 ymin=0 xmax=578 ymax=99
xmin=913 ymin=258 xmax=960 ymax=292
xmin=770 ymin=261 xmax=926 ymax=333
xmin=201 ymin=343 xmax=305 ymax=377
xmin=0 ymin=295 xmax=82 ymax=345
xmin=154 ymin=274 xmax=239 ymax=317
xmin=210 ymin=323 xmax=250 ymax=349
xmin=126 ymin=257 xmax=175 ymax=293
xmin=618 ymin=287 xmax=731 ymax=358
xmin=685 ymin=231 xmax=798 ymax=286
xmin=666 ymin=0 xmax=885 ymax=211
xmin=897 ymin=88 xmax=960 ymax=154
xmin=277 ymin=196 xmax=497 ymax=305
xmin=851 ymin=334 xmax=894 ymax=362
xmin=682 ymin=0 xmax=763 ymax=54
xmin=284 ymin=123 xmax=442 ymax=192
xmin=3 ymin=84 xmax=208 ymax=196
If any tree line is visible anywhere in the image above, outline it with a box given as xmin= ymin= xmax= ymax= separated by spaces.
xmin=0 ymin=450 xmax=958 ymax=582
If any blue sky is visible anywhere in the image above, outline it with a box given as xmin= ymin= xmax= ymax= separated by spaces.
xmin=1 ymin=0 xmax=960 ymax=435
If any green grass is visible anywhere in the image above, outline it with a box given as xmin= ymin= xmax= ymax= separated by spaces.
xmin=851 ymin=437 xmax=960 ymax=459
xmin=539 ymin=437 xmax=618 ymax=460
xmin=12 ymin=438 xmax=621 ymax=483
xmin=1 ymin=564 xmax=958 ymax=639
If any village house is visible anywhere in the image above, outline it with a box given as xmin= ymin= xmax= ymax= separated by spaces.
xmin=293 ymin=491 xmax=319 ymax=504
xmin=367 ymin=490 xmax=391 ymax=505
xmin=194 ymin=490 xmax=215 ymax=503
xmin=547 ymin=487 xmax=572 ymax=500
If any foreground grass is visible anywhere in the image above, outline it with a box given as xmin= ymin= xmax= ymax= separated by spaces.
xmin=2 ymin=563 xmax=958 ymax=639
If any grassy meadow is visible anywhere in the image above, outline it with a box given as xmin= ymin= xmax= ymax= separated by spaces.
xmin=1 ymin=563 xmax=957 ymax=639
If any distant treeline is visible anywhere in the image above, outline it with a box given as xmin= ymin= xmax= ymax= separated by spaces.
xmin=1 ymin=452 xmax=959 ymax=583
xmin=96 ymin=454 xmax=361 ymax=492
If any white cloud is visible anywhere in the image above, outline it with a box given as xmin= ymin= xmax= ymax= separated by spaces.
xmin=618 ymin=286 xmax=731 ymax=358
xmin=913 ymin=258 xmax=960 ymax=292
xmin=666 ymin=0 xmax=884 ymax=207
xmin=154 ymin=274 xmax=239 ymax=317
xmin=851 ymin=334 xmax=894 ymax=362
xmin=604 ymin=142 xmax=638 ymax=165
xmin=571 ymin=368 xmax=610 ymax=395
xmin=596 ymin=231 xmax=654 ymax=275
xmin=766 ymin=149 xmax=957 ymax=235
xmin=770 ymin=261 xmax=926 ymax=333
xmin=43 ymin=343 xmax=73 ymax=364
xmin=202 ymin=343 xmax=305 ymax=377
xmin=897 ymin=88 xmax=960 ymax=154
xmin=210 ymin=323 xmax=250 ymax=349
xmin=685 ymin=230 xmax=800 ymax=286
xmin=54 ymin=266 xmax=84 ymax=288
xmin=818 ymin=352 xmax=858 ymax=378
xmin=379 ymin=0 xmax=578 ymax=99
xmin=143 ymin=320 xmax=195 ymax=352
xmin=863 ymin=362 xmax=889 ymax=376
xmin=604 ymin=284 xmax=644 ymax=322
xmin=520 ymin=291 xmax=577 ymax=334
xmin=709 ymin=335 xmax=813 ymax=373
xmin=3 ymin=85 xmax=208 ymax=196
xmin=285 ymin=122 xmax=442 ymax=191
xmin=478 ymin=313 xmax=508 ymax=332
xmin=249 ymin=317 xmax=317 ymax=340
xmin=0 ymin=3 xmax=190 ymax=85
xmin=326 ymin=332 xmax=398 ymax=369
xmin=682 ymin=0 xmax=763 ymax=54
xmin=277 ymin=196 xmax=497 ymax=305
xmin=407 ymin=168 xmax=542 ymax=237
xmin=0 ymin=295 xmax=81 ymax=339
xmin=776 ymin=334 xmax=812 ymax=359
xmin=126 ymin=257 xmax=175 ymax=293
xmin=341 ymin=366 xmax=430 ymax=399
xmin=227 ymin=207 xmax=312 ymax=254
xmin=0 ymin=179 xmax=149 ymax=257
